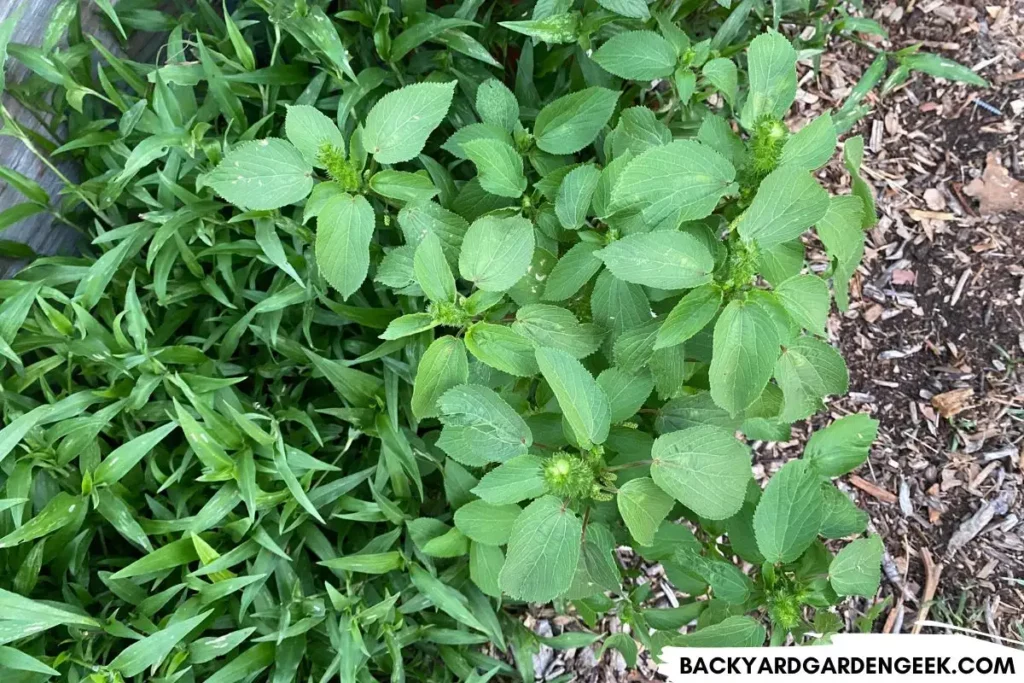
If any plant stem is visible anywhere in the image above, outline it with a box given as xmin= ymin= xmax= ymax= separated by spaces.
xmin=606 ymin=459 xmax=653 ymax=472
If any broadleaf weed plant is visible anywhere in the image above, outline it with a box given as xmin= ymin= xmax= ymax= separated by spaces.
xmin=0 ymin=0 xmax=985 ymax=679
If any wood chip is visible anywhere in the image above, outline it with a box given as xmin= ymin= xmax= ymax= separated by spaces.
xmin=863 ymin=303 xmax=884 ymax=323
xmin=950 ymin=267 xmax=973 ymax=306
xmin=931 ymin=388 xmax=975 ymax=418
xmin=906 ymin=208 xmax=956 ymax=222
xmin=892 ymin=269 xmax=917 ymax=285
xmin=946 ymin=490 xmax=1015 ymax=557
xmin=911 ymin=548 xmax=944 ymax=634
xmin=849 ymin=474 xmax=898 ymax=504
xmin=923 ymin=188 xmax=947 ymax=211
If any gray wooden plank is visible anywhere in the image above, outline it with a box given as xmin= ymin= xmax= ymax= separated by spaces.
xmin=0 ymin=0 xmax=167 ymax=277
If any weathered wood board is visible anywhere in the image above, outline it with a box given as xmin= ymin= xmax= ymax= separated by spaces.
xmin=0 ymin=0 xmax=158 ymax=277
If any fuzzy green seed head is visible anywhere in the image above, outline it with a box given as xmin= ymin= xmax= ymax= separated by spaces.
xmin=428 ymin=301 xmax=470 ymax=328
xmin=769 ymin=593 xmax=802 ymax=630
xmin=317 ymin=142 xmax=361 ymax=192
xmin=544 ymin=452 xmax=595 ymax=500
xmin=721 ymin=236 xmax=760 ymax=290
xmin=749 ymin=117 xmax=789 ymax=178
xmin=513 ymin=127 xmax=534 ymax=154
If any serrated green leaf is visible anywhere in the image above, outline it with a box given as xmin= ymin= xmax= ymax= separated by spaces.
xmin=779 ymin=112 xmax=837 ymax=171
xmin=820 ymin=484 xmax=869 ymax=539
xmin=464 ymin=322 xmax=537 ymax=376
xmin=774 ymin=336 xmax=848 ymax=422
xmin=459 ymin=215 xmax=535 ymax=291
xmin=672 ymin=616 xmax=765 ymax=647
xmin=610 ymin=107 xmax=671 ymax=158
xmin=817 ymin=195 xmax=866 ymax=310
xmin=774 ymin=274 xmax=830 ymax=336
xmin=454 ymin=500 xmax=522 ymax=546
xmin=758 ymin=240 xmax=805 ymax=286
xmin=534 ymin=87 xmax=618 ymax=155
xmin=438 ymin=384 xmax=533 ymax=465
xmin=593 ymin=31 xmax=677 ymax=80
xmin=655 ymin=284 xmax=723 ymax=350
xmin=617 ymin=477 xmax=675 ymax=546
xmin=472 ymin=455 xmax=547 ymax=504
xmin=740 ymin=31 xmax=797 ymax=128
xmin=443 ymin=122 xmax=512 ymax=160
xmin=611 ymin=140 xmax=736 ymax=225
xmin=316 ymin=193 xmax=375 ymax=299
xmin=709 ymin=299 xmax=780 ymax=416
xmin=598 ymin=231 xmax=714 ymax=290
xmin=829 ymin=535 xmax=883 ymax=596
xmin=207 ymin=139 xmax=313 ymax=211
xmin=368 ymin=170 xmax=438 ymax=203
xmin=596 ymin=0 xmax=650 ymax=19
xmin=702 ymin=58 xmax=738 ymax=105
xmin=476 ymin=78 xmax=520 ymax=132
xmin=737 ymin=167 xmax=829 ymax=248
xmin=499 ymin=495 xmax=581 ymax=602
xmin=805 ymin=413 xmax=878 ymax=477
xmin=470 ymin=542 xmax=505 ymax=597
xmin=542 ymin=242 xmax=603 ymax=301
xmin=414 ymin=232 xmax=457 ymax=303
xmin=512 ymin=304 xmax=603 ymax=359
xmin=565 ymin=522 xmax=620 ymax=600
xmin=555 ymin=164 xmax=600 ymax=230
xmin=285 ymin=104 xmax=345 ymax=166
xmin=412 ymin=336 xmax=469 ymax=419
xmin=536 ymin=347 xmax=611 ymax=448
xmin=753 ymin=459 xmax=823 ymax=563
xmin=650 ymin=425 xmax=752 ymax=520
xmin=363 ymin=82 xmax=456 ymax=164
xmin=597 ymin=367 xmax=654 ymax=423
xmin=464 ymin=139 xmax=527 ymax=198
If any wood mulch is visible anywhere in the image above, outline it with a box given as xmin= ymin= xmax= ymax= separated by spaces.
xmin=537 ymin=0 xmax=1024 ymax=678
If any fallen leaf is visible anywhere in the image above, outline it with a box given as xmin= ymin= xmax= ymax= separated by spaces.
xmin=931 ymin=387 xmax=974 ymax=418
xmin=963 ymin=152 xmax=1024 ymax=215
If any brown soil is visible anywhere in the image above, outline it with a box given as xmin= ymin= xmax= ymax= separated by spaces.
xmin=811 ymin=0 xmax=1024 ymax=641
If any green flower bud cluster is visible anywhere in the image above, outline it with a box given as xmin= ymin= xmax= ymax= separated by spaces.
xmin=544 ymin=452 xmax=595 ymax=500
xmin=543 ymin=449 xmax=615 ymax=502
xmin=317 ymin=142 xmax=361 ymax=193
xmin=749 ymin=117 xmax=789 ymax=179
xmin=768 ymin=592 xmax=803 ymax=630
xmin=428 ymin=300 xmax=471 ymax=328
xmin=719 ymin=235 xmax=760 ymax=291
